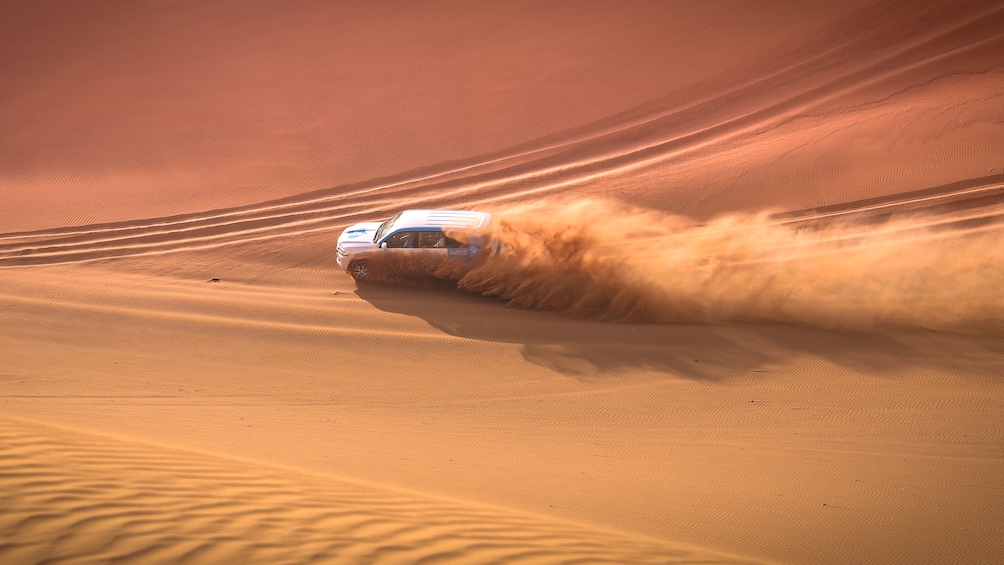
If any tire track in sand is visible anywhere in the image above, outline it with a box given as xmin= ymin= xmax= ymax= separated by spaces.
xmin=1 ymin=175 xmax=1001 ymax=267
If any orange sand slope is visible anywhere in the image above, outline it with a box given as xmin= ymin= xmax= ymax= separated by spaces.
xmin=2 ymin=1 xmax=1004 ymax=565
xmin=3 ymin=1 xmax=1002 ymax=230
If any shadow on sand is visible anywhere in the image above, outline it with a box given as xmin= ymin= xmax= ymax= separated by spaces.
xmin=354 ymin=284 xmax=1004 ymax=382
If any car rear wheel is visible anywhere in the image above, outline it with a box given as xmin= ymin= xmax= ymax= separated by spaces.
xmin=348 ymin=260 xmax=374 ymax=283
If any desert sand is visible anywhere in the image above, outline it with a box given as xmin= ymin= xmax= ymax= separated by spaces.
xmin=2 ymin=1 xmax=1004 ymax=564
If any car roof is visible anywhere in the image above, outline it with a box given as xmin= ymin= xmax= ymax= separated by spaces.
xmin=388 ymin=209 xmax=491 ymax=231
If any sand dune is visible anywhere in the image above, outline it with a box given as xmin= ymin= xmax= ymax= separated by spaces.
xmin=3 ymin=1 xmax=1004 ymax=564
xmin=1 ymin=416 xmax=756 ymax=565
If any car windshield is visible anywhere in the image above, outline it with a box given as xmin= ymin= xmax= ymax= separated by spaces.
xmin=372 ymin=212 xmax=402 ymax=243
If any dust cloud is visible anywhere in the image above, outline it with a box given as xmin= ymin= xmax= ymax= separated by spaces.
xmin=456 ymin=198 xmax=1004 ymax=332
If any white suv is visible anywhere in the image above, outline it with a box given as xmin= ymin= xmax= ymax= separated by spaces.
xmin=336 ymin=209 xmax=497 ymax=282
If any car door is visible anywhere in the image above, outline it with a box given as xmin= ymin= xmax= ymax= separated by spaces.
xmin=442 ymin=231 xmax=481 ymax=260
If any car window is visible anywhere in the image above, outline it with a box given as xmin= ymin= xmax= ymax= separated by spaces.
xmin=443 ymin=233 xmax=468 ymax=248
xmin=418 ymin=231 xmax=446 ymax=248
xmin=385 ymin=231 xmax=416 ymax=248
xmin=373 ymin=212 xmax=402 ymax=243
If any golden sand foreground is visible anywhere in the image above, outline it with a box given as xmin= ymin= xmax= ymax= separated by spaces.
xmin=2 ymin=249 xmax=1003 ymax=565
xmin=3 ymin=1 xmax=1004 ymax=564
xmin=2 ymin=415 xmax=762 ymax=565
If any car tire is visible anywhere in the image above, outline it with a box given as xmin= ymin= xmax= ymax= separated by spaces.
xmin=348 ymin=259 xmax=375 ymax=283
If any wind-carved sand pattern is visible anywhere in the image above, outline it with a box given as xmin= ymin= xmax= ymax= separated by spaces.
xmin=0 ymin=417 xmax=762 ymax=565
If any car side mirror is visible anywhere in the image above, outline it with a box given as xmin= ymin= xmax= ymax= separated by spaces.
xmin=380 ymin=242 xmax=388 ymax=249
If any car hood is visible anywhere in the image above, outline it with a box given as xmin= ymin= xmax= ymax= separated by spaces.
xmin=337 ymin=221 xmax=382 ymax=248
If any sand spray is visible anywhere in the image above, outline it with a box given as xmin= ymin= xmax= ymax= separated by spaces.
xmin=454 ymin=198 xmax=1004 ymax=332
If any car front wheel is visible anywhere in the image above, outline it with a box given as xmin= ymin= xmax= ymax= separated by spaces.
xmin=348 ymin=259 xmax=374 ymax=283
